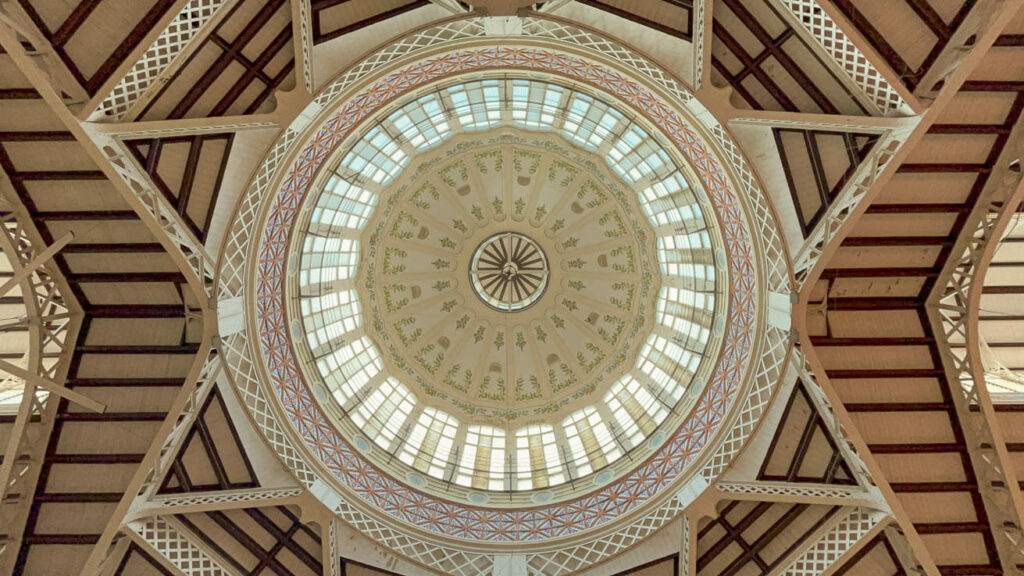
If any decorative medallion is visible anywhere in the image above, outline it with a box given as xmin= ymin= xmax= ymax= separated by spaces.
xmin=469 ymin=232 xmax=548 ymax=312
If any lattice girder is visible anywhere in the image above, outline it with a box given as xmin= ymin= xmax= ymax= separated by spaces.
xmin=927 ymin=138 xmax=1024 ymax=569
xmin=0 ymin=190 xmax=80 ymax=575
xmin=90 ymin=0 xmax=232 ymax=122
xmin=129 ymin=516 xmax=236 ymax=576
xmin=770 ymin=0 xmax=913 ymax=116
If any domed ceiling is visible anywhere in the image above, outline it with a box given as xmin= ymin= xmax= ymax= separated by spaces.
xmin=224 ymin=18 xmax=790 ymax=565
xmin=291 ymin=77 xmax=729 ymax=498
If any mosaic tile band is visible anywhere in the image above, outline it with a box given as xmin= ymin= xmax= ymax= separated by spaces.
xmin=255 ymin=46 xmax=758 ymax=542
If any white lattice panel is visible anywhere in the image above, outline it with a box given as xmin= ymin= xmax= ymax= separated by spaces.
xmin=775 ymin=0 xmax=910 ymax=116
xmin=95 ymin=134 xmax=215 ymax=296
xmin=681 ymin=513 xmax=691 ymax=570
xmin=217 ymin=332 xmax=321 ymax=487
xmin=131 ymin=516 xmax=236 ymax=576
xmin=147 ymin=487 xmax=303 ymax=511
xmin=295 ymin=0 xmax=314 ymax=93
xmin=703 ymin=120 xmax=789 ymax=289
xmin=716 ymin=481 xmax=867 ymax=500
xmin=691 ymin=0 xmax=707 ymax=88
xmin=312 ymin=20 xmax=487 ymax=108
xmin=794 ymin=351 xmax=878 ymax=490
xmin=218 ymin=126 xmax=297 ymax=298
xmin=526 ymin=496 xmax=687 ymax=575
xmin=782 ymin=508 xmax=884 ymax=576
xmin=0 ymin=191 xmax=78 ymax=572
xmin=94 ymin=0 xmax=227 ymax=120
xmin=329 ymin=519 xmax=339 ymax=576
xmin=129 ymin=349 xmax=220 ymax=512
xmin=100 ymin=119 xmax=278 ymax=139
xmin=702 ymin=324 xmax=789 ymax=480
xmin=930 ymin=141 xmax=1024 ymax=566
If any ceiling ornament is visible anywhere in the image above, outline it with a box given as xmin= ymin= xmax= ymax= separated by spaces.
xmin=468 ymin=231 xmax=550 ymax=313
xmin=218 ymin=16 xmax=793 ymax=572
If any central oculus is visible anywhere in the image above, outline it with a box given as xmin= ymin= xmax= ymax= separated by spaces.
xmin=469 ymin=232 xmax=549 ymax=312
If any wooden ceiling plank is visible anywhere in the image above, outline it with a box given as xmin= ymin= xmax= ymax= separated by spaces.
xmin=698 ymin=501 xmax=775 ymax=572
xmin=209 ymin=26 xmax=291 ymax=117
xmin=913 ymin=0 xmax=998 ymax=98
xmin=79 ymin=0 xmax=179 ymax=94
xmin=84 ymin=304 xmax=183 ymax=317
xmin=66 ymin=378 xmax=184 ymax=387
xmin=820 ymin=268 xmax=940 ymax=279
xmin=4 ymin=1 xmax=91 ymax=102
xmin=825 ymin=2 xmax=911 ymax=90
xmin=245 ymin=507 xmax=323 ymax=574
xmin=47 ymin=453 xmax=145 ymax=464
xmin=574 ymin=0 xmax=692 ymax=41
xmin=903 ymin=0 xmax=952 ymax=40
xmin=204 ymin=509 xmax=287 ymax=576
xmin=194 ymin=411 xmax=231 ymax=489
xmin=313 ymin=1 xmax=432 ymax=44
xmin=112 ymin=542 xmax=175 ymax=576
xmin=722 ymin=0 xmax=840 ymax=114
xmin=713 ymin=20 xmax=797 ymax=111
xmin=51 ymin=0 xmax=105 ymax=47
xmin=165 ymin=0 xmax=285 ymax=120
xmin=64 ymin=243 xmax=165 ymax=253
xmin=207 ymin=34 xmax=274 ymax=84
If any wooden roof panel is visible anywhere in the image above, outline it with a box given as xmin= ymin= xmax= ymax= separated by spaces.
xmin=830 ymin=0 xmax=976 ymax=92
xmin=573 ymin=0 xmax=693 ymax=41
xmin=126 ymin=134 xmax=233 ymax=241
xmin=77 ymin=282 xmax=184 ymax=306
xmin=0 ymin=1 xmax=1022 ymax=573
xmin=176 ymin=506 xmax=322 ymax=576
xmin=313 ymin=0 xmax=433 ymax=44
xmin=113 ymin=543 xmax=173 ymax=576
xmin=697 ymin=501 xmax=841 ymax=576
xmin=15 ymin=0 xmax=177 ymax=95
xmin=159 ymin=387 xmax=258 ymax=494
xmin=711 ymin=0 xmax=868 ymax=114
xmin=138 ymin=0 xmax=294 ymax=120
xmin=834 ymin=533 xmax=905 ymax=576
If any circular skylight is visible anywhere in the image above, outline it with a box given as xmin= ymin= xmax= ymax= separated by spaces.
xmin=291 ymin=76 xmax=726 ymax=499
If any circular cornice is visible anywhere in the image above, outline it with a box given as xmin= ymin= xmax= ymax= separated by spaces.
xmin=219 ymin=16 xmax=793 ymax=571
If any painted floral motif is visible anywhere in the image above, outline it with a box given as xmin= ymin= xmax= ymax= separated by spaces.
xmin=359 ymin=135 xmax=658 ymax=427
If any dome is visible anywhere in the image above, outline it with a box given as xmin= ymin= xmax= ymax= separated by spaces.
xmin=226 ymin=20 xmax=789 ymax=564
xmin=290 ymin=77 xmax=727 ymax=500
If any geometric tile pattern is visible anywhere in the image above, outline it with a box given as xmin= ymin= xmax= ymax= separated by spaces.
xmin=254 ymin=46 xmax=760 ymax=542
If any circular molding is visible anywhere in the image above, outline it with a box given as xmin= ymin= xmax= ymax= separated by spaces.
xmin=217 ymin=15 xmax=793 ymax=573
